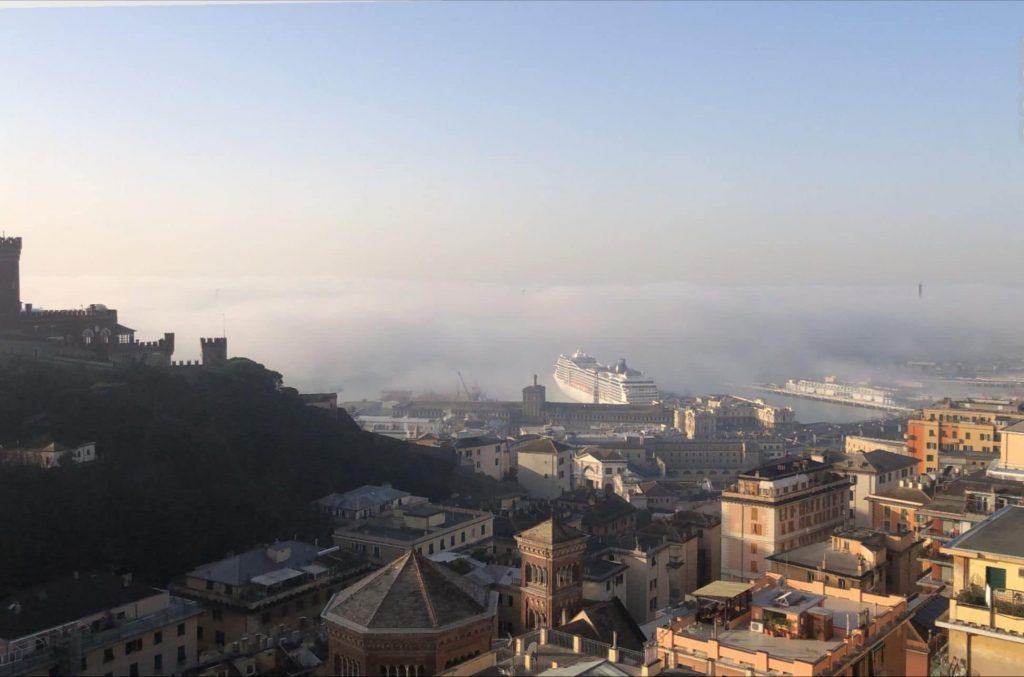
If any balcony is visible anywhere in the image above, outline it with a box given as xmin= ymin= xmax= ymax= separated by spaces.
xmin=947 ymin=588 xmax=1024 ymax=638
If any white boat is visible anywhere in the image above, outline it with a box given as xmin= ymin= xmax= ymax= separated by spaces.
xmin=553 ymin=351 xmax=659 ymax=405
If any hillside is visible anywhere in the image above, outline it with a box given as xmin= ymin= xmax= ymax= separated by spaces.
xmin=0 ymin=358 xmax=456 ymax=595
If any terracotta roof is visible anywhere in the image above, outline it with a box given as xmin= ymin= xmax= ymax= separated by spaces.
xmin=322 ymin=550 xmax=491 ymax=630
xmin=516 ymin=518 xmax=586 ymax=545
xmin=515 ymin=438 xmax=576 ymax=455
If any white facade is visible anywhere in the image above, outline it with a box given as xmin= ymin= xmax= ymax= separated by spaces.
xmin=784 ymin=378 xmax=896 ymax=407
xmin=455 ymin=437 xmax=513 ymax=481
xmin=515 ymin=439 xmax=574 ymax=499
xmin=553 ymin=351 xmax=659 ymax=405
xmin=574 ymin=449 xmax=629 ymax=490
xmin=356 ymin=415 xmax=442 ymax=440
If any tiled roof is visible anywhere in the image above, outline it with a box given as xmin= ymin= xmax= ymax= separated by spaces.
xmin=314 ymin=485 xmax=410 ymax=512
xmin=516 ymin=438 xmax=575 ymax=455
xmin=516 ymin=518 xmax=586 ymax=545
xmin=559 ymin=598 xmax=647 ymax=652
xmin=323 ymin=550 xmax=491 ymax=630
xmin=946 ymin=505 xmax=1024 ymax=559
xmin=187 ymin=541 xmax=323 ymax=586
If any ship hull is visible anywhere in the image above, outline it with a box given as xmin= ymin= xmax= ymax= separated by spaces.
xmin=553 ymin=372 xmax=603 ymax=404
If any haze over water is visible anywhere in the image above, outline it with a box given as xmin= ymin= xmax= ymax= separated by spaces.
xmin=21 ymin=275 xmax=1024 ymax=423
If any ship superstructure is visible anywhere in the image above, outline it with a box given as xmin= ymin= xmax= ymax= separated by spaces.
xmin=553 ymin=351 xmax=659 ymax=405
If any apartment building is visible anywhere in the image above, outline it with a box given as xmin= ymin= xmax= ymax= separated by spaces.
xmin=574 ymin=448 xmax=628 ymax=490
xmin=454 ymin=435 xmax=513 ymax=481
xmin=652 ymin=437 xmax=761 ymax=482
xmin=843 ymin=435 xmax=908 ymax=456
xmin=655 ymin=573 xmax=926 ymax=676
xmin=906 ymin=397 xmax=1024 ymax=474
xmin=767 ymin=528 xmax=922 ymax=595
xmin=513 ymin=437 xmax=574 ymax=499
xmin=332 ymin=503 xmax=494 ymax=563
xmin=830 ymin=450 xmax=918 ymax=527
xmin=0 ymin=441 xmax=97 ymax=468
xmin=938 ymin=505 xmax=1024 ymax=676
xmin=586 ymin=534 xmax=670 ymax=624
xmin=313 ymin=484 xmax=416 ymax=520
xmin=0 ymin=573 xmax=201 ymax=677
xmin=721 ymin=457 xmax=851 ymax=581
xmin=170 ymin=541 xmax=373 ymax=654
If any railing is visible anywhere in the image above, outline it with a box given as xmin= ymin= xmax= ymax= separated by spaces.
xmin=619 ymin=648 xmax=644 ymax=667
xmin=0 ymin=600 xmax=201 ymax=677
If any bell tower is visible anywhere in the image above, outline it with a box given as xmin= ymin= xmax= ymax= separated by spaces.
xmin=515 ymin=519 xmax=586 ymax=629
xmin=0 ymin=236 xmax=22 ymax=331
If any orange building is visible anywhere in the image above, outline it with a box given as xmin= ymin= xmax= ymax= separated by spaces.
xmin=655 ymin=573 xmax=928 ymax=676
xmin=905 ymin=398 xmax=1024 ymax=475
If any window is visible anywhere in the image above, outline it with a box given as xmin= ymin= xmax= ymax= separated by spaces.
xmin=749 ymin=560 xmax=758 ymax=573
xmin=154 ymin=654 xmax=163 ymax=672
xmin=81 ymin=657 xmax=88 ymax=671
xmin=649 ymin=597 xmax=658 ymax=612
xmin=495 ymin=457 xmax=499 ymax=466
xmin=205 ymin=580 xmax=214 ymax=590
xmin=838 ymin=579 xmax=847 ymax=589
xmin=177 ymin=646 xmax=186 ymax=665
xmin=429 ymin=543 xmax=434 ymax=554
xmin=750 ymin=543 xmax=757 ymax=554
xmin=126 ymin=638 xmax=143 ymax=655
xmin=260 ymin=612 xmax=271 ymax=624
xmin=177 ymin=623 xmax=186 ymax=637
xmin=751 ymin=523 xmax=763 ymax=536
xmin=212 ymin=609 xmax=222 ymax=621
xmin=649 ymin=579 xmax=657 ymax=591
xmin=154 ymin=631 xmax=163 ymax=645
xmin=751 ymin=507 xmax=759 ymax=520
xmin=480 ymin=524 xmax=486 ymax=536
xmin=461 ymin=531 xmax=466 ymax=543
xmin=197 ymin=626 xmax=204 ymax=641
xmin=215 ymin=631 xmax=225 ymax=646
xmin=129 ymin=663 xmax=139 ymax=677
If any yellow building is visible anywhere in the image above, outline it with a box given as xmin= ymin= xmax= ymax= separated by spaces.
xmin=906 ymin=398 xmax=1024 ymax=475
xmin=0 ymin=573 xmax=200 ymax=677
xmin=938 ymin=504 xmax=1024 ymax=676
xmin=720 ymin=457 xmax=851 ymax=580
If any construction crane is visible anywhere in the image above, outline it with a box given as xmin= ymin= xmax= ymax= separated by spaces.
xmin=457 ymin=371 xmax=474 ymax=401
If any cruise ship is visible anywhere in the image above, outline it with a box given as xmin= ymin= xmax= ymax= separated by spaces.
xmin=553 ymin=351 xmax=660 ymax=405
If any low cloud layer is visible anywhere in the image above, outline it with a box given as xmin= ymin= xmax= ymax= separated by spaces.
xmin=23 ymin=277 xmax=1024 ymax=400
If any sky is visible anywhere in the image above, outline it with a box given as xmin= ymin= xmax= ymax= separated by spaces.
xmin=2 ymin=1 xmax=1023 ymax=398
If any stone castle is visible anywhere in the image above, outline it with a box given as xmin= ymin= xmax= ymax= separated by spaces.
xmin=0 ymin=236 xmax=225 ymax=368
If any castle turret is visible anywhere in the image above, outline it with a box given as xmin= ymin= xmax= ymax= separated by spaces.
xmin=0 ymin=236 xmax=22 ymax=331
xmin=523 ymin=374 xmax=546 ymax=420
xmin=200 ymin=337 xmax=227 ymax=367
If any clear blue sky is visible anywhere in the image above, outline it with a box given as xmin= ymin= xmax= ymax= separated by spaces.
xmin=1 ymin=1 xmax=1022 ymax=285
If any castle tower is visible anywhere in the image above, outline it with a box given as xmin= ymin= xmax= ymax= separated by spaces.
xmin=200 ymin=337 xmax=227 ymax=367
xmin=0 ymin=236 xmax=22 ymax=331
xmin=515 ymin=519 xmax=586 ymax=629
xmin=522 ymin=374 xmax=546 ymax=420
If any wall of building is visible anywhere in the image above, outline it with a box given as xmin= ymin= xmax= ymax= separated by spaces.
xmin=516 ymin=452 xmax=571 ymax=499
xmin=722 ymin=480 xmax=848 ymax=580
xmin=79 ymin=611 xmax=199 ymax=677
